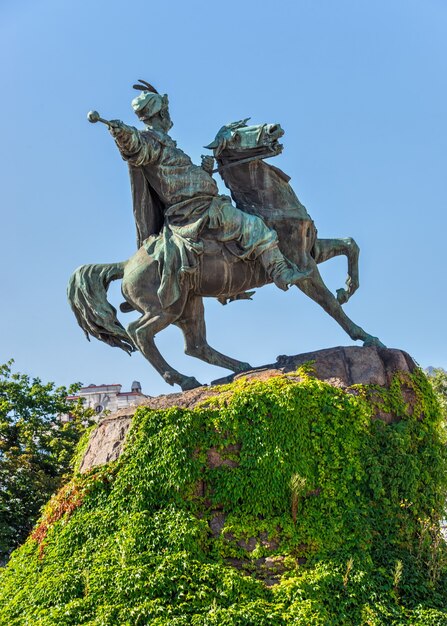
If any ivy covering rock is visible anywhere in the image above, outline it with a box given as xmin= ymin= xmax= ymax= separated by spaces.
xmin=1 ymin=365 xmax=447 ymax=625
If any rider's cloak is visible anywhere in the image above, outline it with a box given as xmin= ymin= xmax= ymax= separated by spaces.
xmin=128 ymin=164 xmax=165 ymax=248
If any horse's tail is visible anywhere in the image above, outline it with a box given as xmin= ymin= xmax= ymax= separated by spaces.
xmin=67 ymin=262 xmax=136 ymax=355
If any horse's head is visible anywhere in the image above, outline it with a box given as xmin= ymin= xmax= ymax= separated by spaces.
xmin=204 ymin=118 xmax=284 ymax=161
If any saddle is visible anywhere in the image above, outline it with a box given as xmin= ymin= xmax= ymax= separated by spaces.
xmin=201 ymin=238 xmax=256 ymax=305
xmin=120 ymin=237 xmax=256 ymax=313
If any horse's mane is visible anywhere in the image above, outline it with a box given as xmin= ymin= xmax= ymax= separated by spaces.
xmin=216 ymin=154 xmax=310 ymax=222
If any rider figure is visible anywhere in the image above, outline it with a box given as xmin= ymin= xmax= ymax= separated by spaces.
xmin=109 ymin=82 xmax=309 ymax=292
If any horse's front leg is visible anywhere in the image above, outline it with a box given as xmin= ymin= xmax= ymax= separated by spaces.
xmin=175 ymin=295 xmax=252 ymax=373
xmin=313 ymin=237 xmax=360 ymax=304
xmin=296 ymin=261 xmax=385 ymax=348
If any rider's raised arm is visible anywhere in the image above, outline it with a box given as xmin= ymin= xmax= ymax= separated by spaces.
xmin=109 ymin=123 xmax=160 ymax=167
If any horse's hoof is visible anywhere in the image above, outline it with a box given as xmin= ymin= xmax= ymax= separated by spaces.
xmin=363 ymin=336 xmax=386 ymax=348
xmin=181 ymin=376 xmax=203 ymax=391
xmin=336 ymin=288 xmax=349 ymax=305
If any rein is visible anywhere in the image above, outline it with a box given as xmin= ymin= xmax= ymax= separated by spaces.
xmin=211 ymin=151 xmax=277 ymax=174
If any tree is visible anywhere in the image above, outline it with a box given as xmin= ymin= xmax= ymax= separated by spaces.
xmin=0 ymin=361 xmax=93 ymax=562
xmin=427 ymin=367 xmax=447 ymax=420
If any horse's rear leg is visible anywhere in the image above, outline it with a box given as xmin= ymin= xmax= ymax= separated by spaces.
xmin=175 ymin=296 xmax=252 ymax=373
xmin=296 ymin=262 xmax=385 ymax=347
xmin=127 ymin=312 xmax=202 ymax=391
xmin=313 ymin=238 xmax=360 ymax=304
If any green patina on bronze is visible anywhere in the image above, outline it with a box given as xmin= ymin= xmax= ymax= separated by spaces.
xmin=68 ymin=81 xmax=384 ymax=390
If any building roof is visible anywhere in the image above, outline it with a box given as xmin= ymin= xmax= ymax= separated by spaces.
xmin=80 ymin=383 xmax=122 ymax=390
xmin=67 ymin=385 xmax=145 ymax=401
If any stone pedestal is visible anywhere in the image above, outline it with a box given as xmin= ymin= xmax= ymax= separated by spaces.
xmin=80 ymin=346 xmax=416 ymax=473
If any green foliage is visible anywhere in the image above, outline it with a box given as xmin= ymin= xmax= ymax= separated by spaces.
xmin=0 ymin=360 xmax=94 ymax=561
xmin=0 ymin=368 xmax=446 ymax=624
xmin=427 ymin=368 xmax=447 ymax=420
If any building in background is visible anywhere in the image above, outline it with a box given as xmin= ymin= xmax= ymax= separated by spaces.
xmin=61 ymin=381 xmax=148 ymax=421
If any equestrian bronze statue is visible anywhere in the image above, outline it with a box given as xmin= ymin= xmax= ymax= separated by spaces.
xmin=68 ymin=81 xmax=384 ymax=391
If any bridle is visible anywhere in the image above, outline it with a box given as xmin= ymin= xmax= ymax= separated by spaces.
xmin=211 ymin=151 xmax=278 ymax=174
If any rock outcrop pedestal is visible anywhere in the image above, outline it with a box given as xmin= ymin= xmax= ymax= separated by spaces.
xmin=80 ymin=345 xmax=416 ymax=473
xmin=2 ymin=345 xmax=447 ymax=625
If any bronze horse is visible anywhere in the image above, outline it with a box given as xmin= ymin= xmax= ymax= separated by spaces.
xmin=68 ymin=120 xmax=384 ymax=390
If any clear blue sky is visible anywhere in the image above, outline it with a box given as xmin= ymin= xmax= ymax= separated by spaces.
xmin=1 ymin=0 xmax=446 ymax=396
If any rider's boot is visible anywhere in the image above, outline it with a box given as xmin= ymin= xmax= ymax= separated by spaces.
xmin=260 ymin=245 xmax=310 ymax=291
